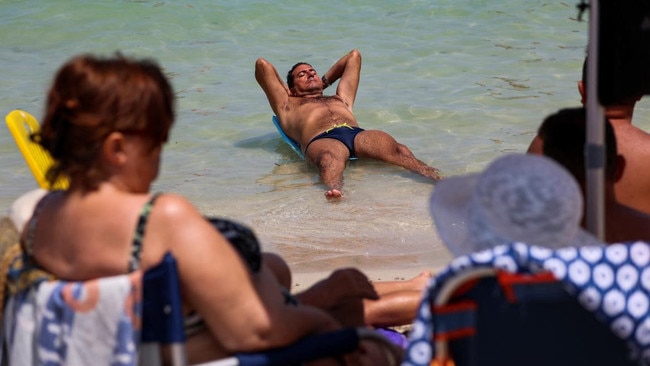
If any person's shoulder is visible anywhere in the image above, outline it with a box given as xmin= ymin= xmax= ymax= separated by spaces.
xmin=614 ymin=122 xmax=650 ymax=144
xmin=606 ymin=204 xmax=650 ymax=243
xmin=146 ymin=193 xmax=215 ymax=246
xmin=152 ymin=193 xmax=202 ymax=220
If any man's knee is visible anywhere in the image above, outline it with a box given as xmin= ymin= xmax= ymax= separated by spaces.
xmin=313 ymin=150 xmax=345 ymax=170
xmin=394 ymin=143 xmax=414 ymax=157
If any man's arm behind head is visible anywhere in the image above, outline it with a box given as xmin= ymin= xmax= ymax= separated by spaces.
xmin=325 ymin=49 xmax=362 ymax=108
xmin=255 ymin=57 xmax=290 ymax=117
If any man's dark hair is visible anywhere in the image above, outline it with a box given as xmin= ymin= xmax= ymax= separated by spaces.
xmin=286 ymin=62 xmax=310 ymax=89
xmin=582 ymin=56 xmax=642 ymax=103
xmin=539 ymin=107 xmax=618 ymax=183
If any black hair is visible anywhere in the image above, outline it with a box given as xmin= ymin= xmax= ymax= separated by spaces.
xmin=539 ymin=107 xmax=617 ymax=183
xmin=286 ymin=62 xmax=310 ymax=89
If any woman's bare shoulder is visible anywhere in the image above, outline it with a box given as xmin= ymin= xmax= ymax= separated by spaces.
xmin=152 ymin=193 xmax=202 ymax=218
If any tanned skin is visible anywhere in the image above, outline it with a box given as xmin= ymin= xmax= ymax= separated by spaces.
xmin=256 ymin=49 xmax=442 ymax=199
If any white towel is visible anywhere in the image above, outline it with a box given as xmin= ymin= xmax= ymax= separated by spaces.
xmin=2 ymin=272 xmax=142 ymax=366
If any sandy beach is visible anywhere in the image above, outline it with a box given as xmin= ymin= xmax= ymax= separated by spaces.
xmin=290 ymin=266 xmax=433 ymax=294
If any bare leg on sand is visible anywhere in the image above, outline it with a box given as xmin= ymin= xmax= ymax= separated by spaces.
xmin=370 ymin=270 xmax=432 ymax=293
xmin=364 ymin=271 xmax=433 ymax=327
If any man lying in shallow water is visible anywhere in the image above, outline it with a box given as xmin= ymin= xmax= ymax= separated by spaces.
xmin=255 ymin=49 xmax=443 ymax=199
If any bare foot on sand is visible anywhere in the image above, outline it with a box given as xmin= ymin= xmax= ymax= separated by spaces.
xmin=325 ymin=189 xmax=342 ymax=199
xmin=370 ymin=270 xmax=433 ymax=294
xmin=422 ymin=167 xmax=444 ymax=180
xmin=410 ymin=271 xmax=434 ymax=290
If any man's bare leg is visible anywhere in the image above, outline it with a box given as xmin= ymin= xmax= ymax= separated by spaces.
xmin=306 ymin=142 xmax=349 ymax=199
xmin=320 ymin=162 xmax=345 ymax=199
xmin=382 ymin=144 xmax=442 ymax=180
xmin=355 ymin=131 xmax=443 ymax=180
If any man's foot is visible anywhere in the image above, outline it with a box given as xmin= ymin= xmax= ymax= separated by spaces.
xmin=422 ymin=166 xmax=443 ymax=180
xmin=325 ymin=189 xmax=343 ymax=199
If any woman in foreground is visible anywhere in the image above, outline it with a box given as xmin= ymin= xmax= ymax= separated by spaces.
xmin=24 ymin=53 xmax=396 ymax=365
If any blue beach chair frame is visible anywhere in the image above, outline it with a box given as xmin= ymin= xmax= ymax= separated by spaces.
xmin=272 ymin=115 xmax=305 ymax=159
xmin=141 ymin=252 xmax=188 ymax=365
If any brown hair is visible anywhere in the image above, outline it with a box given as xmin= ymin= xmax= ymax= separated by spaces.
xmin=37 ymin=53 xmax=175 ymax=190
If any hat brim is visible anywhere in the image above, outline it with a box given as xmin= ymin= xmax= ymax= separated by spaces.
xmin=573 ymin=226 xmax=605 ymax=248
xmin=429 ymin=173 xmax=479 ymax=257
xmin=429 ymin=172 xmax=605 ymax=258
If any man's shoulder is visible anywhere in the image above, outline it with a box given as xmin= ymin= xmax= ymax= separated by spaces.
xmin=615 ymin=124 xmax=650 ymax=148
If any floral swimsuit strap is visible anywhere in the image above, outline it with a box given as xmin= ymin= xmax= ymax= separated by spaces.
xmin=128 ymin=193 xmax=162 ymax=272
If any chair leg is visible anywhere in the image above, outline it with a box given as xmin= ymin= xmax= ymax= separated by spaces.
xmin=139 ymin=343 xmax=162 ymax=366
xmin=170 ymin=343 xmax=189 ymax=366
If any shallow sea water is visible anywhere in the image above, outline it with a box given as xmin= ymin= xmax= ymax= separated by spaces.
xmin=1 ymin=0 xmax=649 ymax=276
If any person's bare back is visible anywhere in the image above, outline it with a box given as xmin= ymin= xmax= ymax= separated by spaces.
xmin=610 ymin=122 xmax=650 ymax=215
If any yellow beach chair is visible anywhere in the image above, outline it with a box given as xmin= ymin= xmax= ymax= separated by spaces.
xmin=5 ymin=109 xmax=68 ymax=190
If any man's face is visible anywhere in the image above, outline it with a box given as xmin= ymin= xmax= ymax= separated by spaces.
xmin=290 ymin=64 xmax=323 ymax=96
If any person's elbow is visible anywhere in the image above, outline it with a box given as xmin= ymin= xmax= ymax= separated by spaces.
xmin=255 ymin=58 xmax=266 ymax=71
xmin=255 ymin=58 xmax=271 ymax=82
xmin=219 ymin=317 xmax=306 ymax=353
xmin=219 ymin=306 xmax=338 ymax=353
xmin=217 ymin=306 xmax=302 ymax=352
xmin=219 ymin=321 xmax=277 ymax=353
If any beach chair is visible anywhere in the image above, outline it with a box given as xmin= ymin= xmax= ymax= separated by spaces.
xmin=5 ymin=109 xmax=69 ymax=190
xmin=403 ymin=243 xmax=649 ymax=366
xmin=426 ymin=268 xmax=638 ymax=366
xmin=1 ymin=251 xmax=396 ymax=366
xmin=0 ymin=251 xmax=185 ymax=366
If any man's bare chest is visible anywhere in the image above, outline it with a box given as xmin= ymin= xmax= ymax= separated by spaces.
xmin=289 ymin=95 xmax=346 ymax=107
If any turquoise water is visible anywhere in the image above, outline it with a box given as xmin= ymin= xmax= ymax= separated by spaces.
xmin=1 ymin=1 xmax=648 ymax=274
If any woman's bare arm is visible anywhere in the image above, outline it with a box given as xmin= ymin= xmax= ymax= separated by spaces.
xmin=145 ymin=194 xmax=339 ymax=352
